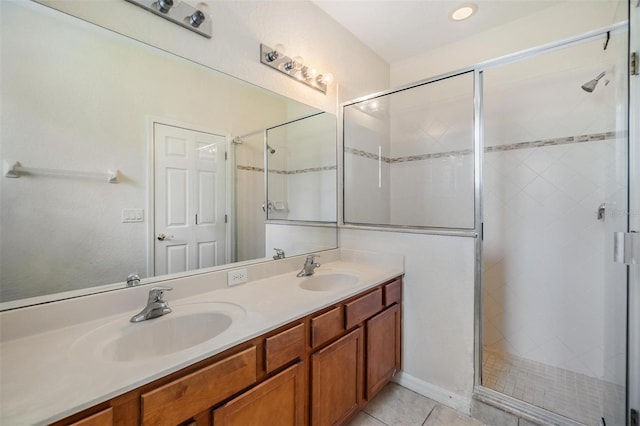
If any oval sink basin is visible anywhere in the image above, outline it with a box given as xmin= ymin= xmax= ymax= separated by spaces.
xmin=299 ymin=273 xmax=359 ymax=292
xmin=104 ymin=312 xmax=231 ymax=362
xmin=71 ymin=302 xmax=245 ymax=363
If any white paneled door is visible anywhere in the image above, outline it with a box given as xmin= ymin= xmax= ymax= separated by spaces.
xmin=154 ymin=123 xmax=226 ymax=275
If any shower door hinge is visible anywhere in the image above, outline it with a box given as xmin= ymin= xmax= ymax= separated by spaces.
xmin=224 ymin=214 xmax=228 ymax=223
xmin=613 ymin=231 xmax=639 ymax=264
xmin=631 ymin=52 xmax=639 ymax=76
xmin=225 ymin=151 xmax=228 ymax=160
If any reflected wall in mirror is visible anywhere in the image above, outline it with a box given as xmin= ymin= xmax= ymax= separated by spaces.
xmin=0 ymin=1 xmax=337 ymax=307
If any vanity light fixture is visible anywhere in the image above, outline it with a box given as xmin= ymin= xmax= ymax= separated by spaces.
xmin=125 ymin=0 xmax=213 ymax=38
xmin=260 ymin=44 xmax=334 ymax=94
xmin=449 ymin=3 xmax=477 ymax=21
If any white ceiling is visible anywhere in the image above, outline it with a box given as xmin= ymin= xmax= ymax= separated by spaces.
xmin=312 ymin=0 xmax=565 ymax=63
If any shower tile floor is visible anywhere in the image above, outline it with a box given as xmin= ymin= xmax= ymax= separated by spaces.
xmin=348 ymin=383 xmax=482 ymax=426
xmin=482 ymin=348 xmax=625 ymax=426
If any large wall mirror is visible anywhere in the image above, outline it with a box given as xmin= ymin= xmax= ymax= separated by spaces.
xmin=0 ymin=1 xmax=338 ymax=308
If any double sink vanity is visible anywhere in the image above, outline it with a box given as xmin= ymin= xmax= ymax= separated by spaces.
xmin=0 ymin=249 xmax=404 ymax=425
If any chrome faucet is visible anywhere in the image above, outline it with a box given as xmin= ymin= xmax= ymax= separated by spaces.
xmin=273 ymin=248 xmax=286 ymax=260
xmin=297 ymin=255 xmax=320 ymax=277
xmin=130 ymin=286 xmax=173 ymax=323
xmin=126 ymin=273 xmax=141 ymax=287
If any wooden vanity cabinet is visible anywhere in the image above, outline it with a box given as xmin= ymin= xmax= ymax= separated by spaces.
xmin=54 ymin=277 xmax=402 ymax=426
xmin=310 ymin=328 xmax=364 ymax=426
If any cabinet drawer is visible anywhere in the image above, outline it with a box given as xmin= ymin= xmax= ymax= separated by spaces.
xmin=69 ymin=408 xmax=113 ymax=426
xmin=141 ymin=346 xmax=257 ymax=425
xmin=345 ymin=289 xmax=383 ymax=329
xmin=265 ymin=323 xmax=305 ymax=373
xmin=384 ymin=279 xmax=402 ymax=307
xmin=311 ymin=306 xmax=344 ymax=348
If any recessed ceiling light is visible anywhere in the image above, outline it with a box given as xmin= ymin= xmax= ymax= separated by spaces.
xmin=449 ymin=3 xmax=477 ymax=21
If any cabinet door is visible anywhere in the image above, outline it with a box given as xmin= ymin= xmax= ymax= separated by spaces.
xmin=366 ymin=304 xmax=401 ymax=400
xmin=311 ymin=328 xmax=363 ymax=426
xmin=213 ymin=363 xmax=304 ymax=426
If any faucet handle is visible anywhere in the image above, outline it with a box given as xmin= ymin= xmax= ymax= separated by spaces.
xmin=148 ymin=286 xmax=173 ymax=302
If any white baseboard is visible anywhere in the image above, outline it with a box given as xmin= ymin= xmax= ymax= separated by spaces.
xmin=393 ymin=372 xmax=472 ymax=415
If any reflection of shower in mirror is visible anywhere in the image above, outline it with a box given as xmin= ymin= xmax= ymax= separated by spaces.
xmin=581 ymin=71 xmax=606 ymax=92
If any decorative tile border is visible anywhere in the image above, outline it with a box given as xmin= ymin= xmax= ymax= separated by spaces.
xmin=484 ymin=131 xmax=618 ymax=153
xmin=237 ymin=164 xmax=336 ymax=175
xmin=345 ymin=131 xmax=620 ymax=163
xmin=390 ymin=149 xmax=473 ymax=163
xmin=344 ymin=147 xmax=391 ymax=163
xmin=237 ymin=165 xmax=264 ymax=172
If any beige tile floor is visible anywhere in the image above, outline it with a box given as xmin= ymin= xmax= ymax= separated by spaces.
xmin=482 ymin=348 xmax=625 ymax=426
xmin=348 ymin=383 xmax=483 ymax=426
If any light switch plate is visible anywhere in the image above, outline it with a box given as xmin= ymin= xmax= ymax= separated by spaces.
xmin=122 ymin=208 xmax=144 ymax=223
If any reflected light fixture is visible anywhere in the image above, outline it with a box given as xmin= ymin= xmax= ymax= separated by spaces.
xmin=260 ymin=44 xmax=334 ymax=94
xmin=449 ymin=3 xmax=477 ymax=21
xmin=125 ymin=0 xmax=212 ymax=38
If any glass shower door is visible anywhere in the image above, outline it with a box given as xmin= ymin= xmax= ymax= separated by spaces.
xmin=481 ymin=32 xmax=628 ymax=425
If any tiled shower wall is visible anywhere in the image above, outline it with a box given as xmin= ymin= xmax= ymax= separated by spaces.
xmin=481 ymin=34 xmax=627 ymax=386
xmin=482 ymin=133 xmax=626 ymax=384
xmin=344 ymin=72 xmax=475 ymax=229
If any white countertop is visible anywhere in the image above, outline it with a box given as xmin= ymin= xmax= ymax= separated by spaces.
xmin=0 ymin=249 xmax=403 ymax=425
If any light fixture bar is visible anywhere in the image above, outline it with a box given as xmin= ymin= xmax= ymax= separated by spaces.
xmin=125 ymin=0 xmax=212 ymax=39
xmin=260 ymin=44 xmax=328 ymax=94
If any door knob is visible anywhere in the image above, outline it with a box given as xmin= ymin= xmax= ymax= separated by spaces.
xmin=157 ymin=233 xmax=174 ymax=241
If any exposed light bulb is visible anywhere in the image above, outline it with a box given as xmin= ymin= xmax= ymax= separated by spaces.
xmin=305 ymin=67 xmax=318 ymax=79
xmin=322 ymin=72 xmax=334 ymax=85
xmin=293 ymin=56 xmax=304 ymax=69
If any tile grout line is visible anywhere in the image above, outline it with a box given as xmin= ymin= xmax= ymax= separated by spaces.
xmin=361 ymin=407 xmax=392 ymax=426
xmin=420 ymin=404 xmax=438 ymax=426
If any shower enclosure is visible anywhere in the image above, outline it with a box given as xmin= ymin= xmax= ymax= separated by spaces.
xmin=342 ymin=15 xmax=633 ymax=426
xmin=480 ymin=30 xmax=629 ymax=426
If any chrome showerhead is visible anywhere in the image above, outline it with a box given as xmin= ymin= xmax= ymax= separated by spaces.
xmin=581 ymin=71 xmax=606 ymax=93
xmin=267 ymin=144 xmax=276 ymax=154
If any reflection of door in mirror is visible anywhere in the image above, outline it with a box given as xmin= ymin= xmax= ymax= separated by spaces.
xmin=153 ymin=123 xmax=227 ymax=275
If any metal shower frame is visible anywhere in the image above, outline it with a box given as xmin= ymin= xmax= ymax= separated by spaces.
xmin=338 ymin=19 xmax=630 ymax=426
